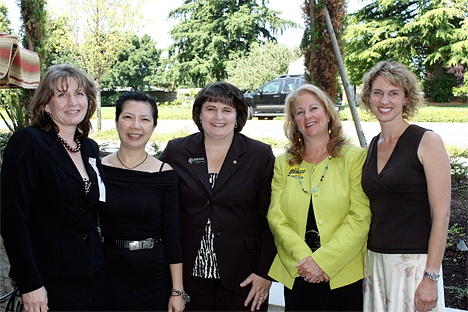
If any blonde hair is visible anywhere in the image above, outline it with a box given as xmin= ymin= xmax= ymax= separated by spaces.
xmin=284 ymin=84 xmax=347 ymax=165
xmin=360 ymin=61 xmax=425 ymax=119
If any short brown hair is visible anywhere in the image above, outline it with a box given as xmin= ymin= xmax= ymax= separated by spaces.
xmin=192 ymin=82 xmax=248 ymax=132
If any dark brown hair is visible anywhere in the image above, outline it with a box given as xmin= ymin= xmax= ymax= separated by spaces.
xmin=192 ymin=82 xmax=248 ymax=132
xmin=115 ymin=91 xmax=158 ymax=126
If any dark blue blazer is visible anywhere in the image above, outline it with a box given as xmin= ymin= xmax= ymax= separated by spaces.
xmin=1 ymin=126 xmax=105 ymax=294
xmin=159 ymin=132 xmax=276 ymax=292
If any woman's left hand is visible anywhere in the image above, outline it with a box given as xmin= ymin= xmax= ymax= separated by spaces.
xmin=240 ymin=273 xmax=272 ymax=311
xmin=296 ymin=256 xmax=327 ymax=283
xmin=168 ymin=294 xmax=185 ymax=312
xmin=414 ymin=278 xmax=439 ymax=312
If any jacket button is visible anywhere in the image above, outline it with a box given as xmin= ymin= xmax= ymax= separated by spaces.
xmin=216 ymin=231 xmax=222 ymax=236
xmin=81 ymin=207 xmax=86 ymax=212
xmin=206 ymin=200 xmax=212 ymax=205
xmin=82 ymin=234 xmax=88 ymax=240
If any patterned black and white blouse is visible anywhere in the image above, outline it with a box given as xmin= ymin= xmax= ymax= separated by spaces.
xmin=192 ymin=173 xmax=220 ymax=279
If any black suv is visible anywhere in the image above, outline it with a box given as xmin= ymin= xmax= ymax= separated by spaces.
xmin=243 ymin=74 xmax=345 ymax=119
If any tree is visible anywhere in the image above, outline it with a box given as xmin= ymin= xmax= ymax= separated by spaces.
xmin=102 ymin=34 xmax=162 ymax=91
xmin=15 ymin=0 xmax=49 ymax=124
xmin=43 ymin=15 xmax=82 ymax=68
xmin=168 ymin=0 xmax=296 ymax=87
xmin=226 ymin=41 xmax=296 ymax=92
xmin=56 ymin=0 xmax=142 ymax=130
xmin=301 ymin=0 xmax=345 ymax=99
xmin=343 ymin=0 xmax=467 ymax=95
xmin=0 ymin=2 xmax=12 ymax=33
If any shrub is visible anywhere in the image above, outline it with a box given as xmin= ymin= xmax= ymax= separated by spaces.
xmin=453 ymin=86 xmax=468 ymax=100
xmin=423 ymin=72 xmax=458 ymax=103
xmin=449 ymin=149 xmax=468 ymax=184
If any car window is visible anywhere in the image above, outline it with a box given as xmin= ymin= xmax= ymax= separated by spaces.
xmin=283 ymin=78 xmax=296 ymax=92
xmin=295 ymin=78 xmax=303 ymax=89
xmin=261 ymin=80 xmax=280 ymax=93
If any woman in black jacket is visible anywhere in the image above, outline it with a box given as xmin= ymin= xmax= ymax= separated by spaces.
xmin=1 ymin=64 xmax=109 ymax=311
xmin=159 ymin=82 xmax=276 ymax=311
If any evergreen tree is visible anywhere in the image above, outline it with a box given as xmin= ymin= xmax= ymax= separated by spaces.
xmin=103 ymin=34 xmax=162 ymax=91
xmin=343 ymin=0 xmax=467 ymax=95
xmin=168 ymin=0 xmax=295 ymax=87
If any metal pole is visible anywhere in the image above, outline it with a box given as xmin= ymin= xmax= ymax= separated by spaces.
xmin=323 ymin=4 xmax=367 ymax=147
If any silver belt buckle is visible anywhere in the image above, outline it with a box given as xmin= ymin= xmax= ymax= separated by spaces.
xmin=129 ymin=241 xmax=140 ymax=251
xmin=142 ymin=238 xmax=154 ymax=249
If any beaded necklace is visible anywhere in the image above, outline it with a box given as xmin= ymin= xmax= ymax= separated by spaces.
xmin=299 ymin=156 xmax=331 ymax=196
xmin=116 ymin=151 xmax=148 ymax=170
xmin=58 ymin=135 xmax=81 ymax=153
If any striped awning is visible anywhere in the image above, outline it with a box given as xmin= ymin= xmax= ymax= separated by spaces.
xmin=0 ymin=34 xmax=40 ymax=89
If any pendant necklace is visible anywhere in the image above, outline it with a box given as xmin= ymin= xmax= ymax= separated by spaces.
xmin=58 ymin=135 xmax=81 ymax=153
xmin=116 ymin=151 xmax=148 ymax=170
xmin=299 ymin=156 xmax=331 ymax=196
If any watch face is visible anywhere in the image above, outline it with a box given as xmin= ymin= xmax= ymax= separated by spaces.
xmin=425 ymin=272 xmax=440 ymax=281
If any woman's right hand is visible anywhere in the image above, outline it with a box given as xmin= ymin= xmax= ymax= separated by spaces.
xmin=22 ymin=286 xmax=48 ymax=312
xmin=296 ymin=256 xmax=327 ymax=282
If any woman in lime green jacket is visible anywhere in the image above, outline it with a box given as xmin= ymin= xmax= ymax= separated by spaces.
xmin=267 ymin=84 xmax=371 ymax=311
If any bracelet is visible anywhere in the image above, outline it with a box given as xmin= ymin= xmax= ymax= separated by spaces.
xmin=171 ymin=288 xmax=191 ymax=303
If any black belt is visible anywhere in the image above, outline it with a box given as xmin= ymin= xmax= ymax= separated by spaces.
xmin=104 ymin=237 xmax=162 ymax=251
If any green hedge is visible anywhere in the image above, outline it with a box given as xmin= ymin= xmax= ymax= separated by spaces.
xmin=339 ymin=106 xmax=468 ymax=123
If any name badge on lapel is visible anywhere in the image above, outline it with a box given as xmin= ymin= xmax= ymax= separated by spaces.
xmin=89 ymin=157 xmax=106 ymax=202
xmin=187 ymin=157 xmax=206 ymax=165
xmin=287 ymin=166 xmax=306 ymax=179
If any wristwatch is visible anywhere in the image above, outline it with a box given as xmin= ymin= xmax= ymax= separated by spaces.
xmin=424 ymin=271 xmax=440 ymax=282
xmin=171 ymin=288 xmax=191 ymax=303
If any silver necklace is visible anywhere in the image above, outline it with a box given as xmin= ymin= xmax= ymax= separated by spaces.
xmin=299 ymin=156 xmax=331 ymax=196
xmin=116 ymin=151 xmax=148 ymax=169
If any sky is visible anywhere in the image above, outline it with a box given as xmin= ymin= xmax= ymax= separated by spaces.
xmin=4 ymin=0 xmax=372 ymax=49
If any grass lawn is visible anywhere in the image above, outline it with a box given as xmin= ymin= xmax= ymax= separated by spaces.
xmin=97 ymin=104 xmax=468 ymax=123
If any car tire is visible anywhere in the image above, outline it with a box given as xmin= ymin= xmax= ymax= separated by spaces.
xmin=247 ymin=106 xmax=253 ymax=120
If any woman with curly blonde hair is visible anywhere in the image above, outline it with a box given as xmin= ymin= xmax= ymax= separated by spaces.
xmin=360 ymin=61 xmax=451 ymax=312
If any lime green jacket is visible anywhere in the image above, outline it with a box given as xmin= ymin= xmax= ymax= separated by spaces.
xmin=267 ymin=145 xmax=371 ymax=290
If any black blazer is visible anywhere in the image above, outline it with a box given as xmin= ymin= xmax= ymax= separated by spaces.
xmin=159 ymin=132 xmax=276 ymax=292
xmin=0 ymin=126 xmax=105 ymax=294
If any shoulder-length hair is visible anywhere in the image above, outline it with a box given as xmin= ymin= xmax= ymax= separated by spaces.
xmin=360 ymin=61 xmax=425 ymax=120
xmin=192 ymin=82 xmax=248 ymax=132
xmin=29 ymin=64 xmax=97 ymax=138
xmin=284 ymin=84 xmax=347 ymax=165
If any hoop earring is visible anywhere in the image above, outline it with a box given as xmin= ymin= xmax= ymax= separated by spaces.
xmin=235 ymin=122 xmax=238 ymax=129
